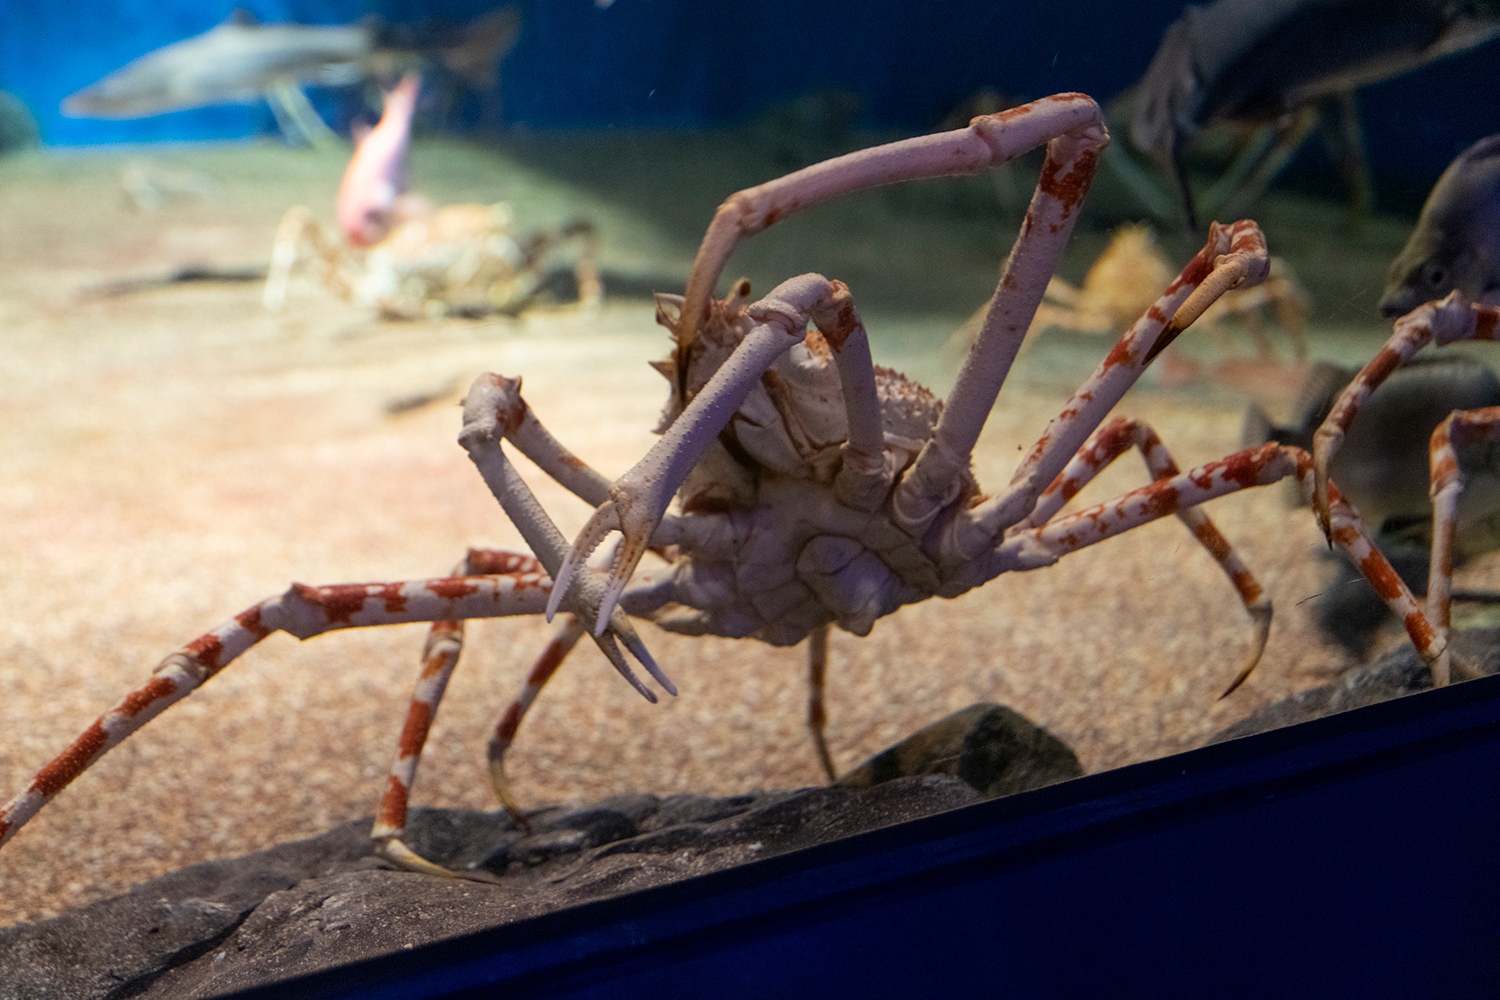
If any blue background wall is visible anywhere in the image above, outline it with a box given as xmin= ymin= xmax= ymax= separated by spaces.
xmin=2 ymin=0 xmax=1498 ymax=185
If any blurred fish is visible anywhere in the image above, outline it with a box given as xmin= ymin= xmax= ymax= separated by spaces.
xmin=61 ymin=7 xmax=519 ymax=119
xmin=1379 ymin=133 xmax=1500 ymax=317
xmin=0 ymin=90 xmax=40 ymax=155
xmin=338 ymin=74 xmax=422 ymax=247
xmin=1247 ymin=354 xmax=1500 ymax=533
xmin=1244 ymin=353 xmax=1500 ymax=654
xmin=1130 ymin=0 xmax=1500 ymax=229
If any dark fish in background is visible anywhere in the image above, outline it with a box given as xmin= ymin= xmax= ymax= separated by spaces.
xmin=1129 ymin=0 xmax=1500 ymax=229
xmin=0 ymin=90 xmax=41 ymax=155
xmin=1244 ymin=353 xmax=1500 ymax=655
xmin=61 ymin=6 xmax=520 ymax=119
xmin=1379 ymin=133 xmax=1500 ymax=317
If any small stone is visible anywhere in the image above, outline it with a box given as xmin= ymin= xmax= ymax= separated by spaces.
xmin=837 ymin=702 xmax=1083 ymax=798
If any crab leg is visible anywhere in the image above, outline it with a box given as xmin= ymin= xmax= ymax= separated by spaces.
xmin=468 ymin=372 xmax=613 ymax=508
xmin=483 ymin=615 xmax=588 ymax=826
xmin=461 ymin=374 xmax=675 ymax=697
xmin=480 ymin=545 xmax=669 ymax=832
xmin=372 ymin=548 xmax=566 ymax=879
xmin=1312 ymin=293 xmax=1500 ymax=535
xmin=514 ymin=220 xmax=603 ymax=311
xmin=372 ymin=618 xmax=474 ymax=879
xmin=263 ymin=206 xmax=358 ymax=312
xmin=675 ymin=94 xmax=1107 ymax=366
xmin=816 ymin=284 xmax=892 ymax=511
xmin=992 ymin=444 xmax=1448 ymax=686
xmin=951 ymin=220 xmax=1269 ymax=551
xmin=0 ymin=567 xmax=561 ymax=851
xmin=1424 ymin=406 xmax=1500 ymax=684
xmin=1016 ymin=416 xmax=1272 ymax=694
xmin=807 ymin=624 xmax=838 ymax=780
xmin=547 ymin=274 xmax=891 ymax=634
xmin=896 ymin=107 xmax=1109 ymax=530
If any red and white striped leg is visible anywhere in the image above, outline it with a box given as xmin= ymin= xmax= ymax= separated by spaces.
xmin=1425 ymin=406 xmax=1500 ymax=685
xmin=959 ymin=220 xmax=1270 ymax=544
xmin=996 ymin=444 xmax=1446 ymax=684
xmin=370 ymin=548 xmax=553 ymax=879
xmin=1016 ymin=415 xmax=1272 ymax=695
xmin=1313 ymin=293 xmax=1500 ymax=533
xmin=485 ymin=613 xmax=588 ymax=830
xmin=462 ymin=376 xmax=674 ymax=699
xmin=0 ymin=562 xmax=556 ymax=852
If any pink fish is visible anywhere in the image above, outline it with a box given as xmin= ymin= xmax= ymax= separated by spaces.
xmin=337 ymin=72 xmax=420 ymax=247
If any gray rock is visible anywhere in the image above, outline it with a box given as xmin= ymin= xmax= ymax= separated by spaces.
xmin=1212 ymin=627 xmax=1500 ymax=742
xmin=0 ymin=821 xmax=373 ymax=1000
xmin=0 ymin=703 xmax=1086 ymax=998
xmin=837 ymin=702 xmax=1084 ymax=797
xmin=0 ymin=777 xmax=982 ymax=1000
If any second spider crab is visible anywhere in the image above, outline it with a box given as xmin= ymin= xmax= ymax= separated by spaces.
xmin=1312 ymin=290 xmax=1500 ymax=686
xmin=980 ymin=222 xmax=1311 ymax=370
xmin=0 ymin=94 xmax=1445 ymax=884
xmin=262 ymin=200 xmax=602 ymax=320
xmin=263 ymin=72 xmax=601 ymax=321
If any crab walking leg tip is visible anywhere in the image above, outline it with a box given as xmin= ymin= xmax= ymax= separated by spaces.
xmin=487 ymin=757 xmax=531 ymax=830
xmin=1318 ymin=508 xmax=1334 ymax=547
xmin=1219 ymin=605 xmax=1273 ymax=700
xmin=1218 ymin=642 xmax=1264 ymax=699
xmin=377 ymin=838 xmax=504 ymax=883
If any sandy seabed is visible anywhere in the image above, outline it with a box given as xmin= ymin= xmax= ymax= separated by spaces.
xmin=0 ymin=132 xmax=1486 ymax=925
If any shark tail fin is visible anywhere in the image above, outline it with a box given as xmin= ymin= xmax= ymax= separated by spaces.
xmin=440 ymin=6 xmax=522 ymax=88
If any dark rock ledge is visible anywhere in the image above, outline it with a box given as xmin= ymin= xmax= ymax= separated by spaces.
xmin=4 ymin=630 xmax=1494 ymax=1000
xmin=0 ymin=703 xmax=1080 ymax=1000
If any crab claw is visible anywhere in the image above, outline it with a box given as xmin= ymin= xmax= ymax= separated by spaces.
xmin=590 ymin=610 xmax=677 ymax=700
xmin=547 ymin=486 xmax=666 ymax=638
xmin=549 ymin=276 xmax=817 ymax=634
xmin=545 ymin=500 xmax=620 ymax=623
xmin=542 ymin=525 xmax=677 ymax=698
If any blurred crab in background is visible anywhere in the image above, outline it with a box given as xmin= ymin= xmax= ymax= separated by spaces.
xmin=264 ymin=199 xmax=602 ymax=320
xmin=2 ymin=94 xmax=1442 ymax=884
xmin=975 ymin=222 xmax=1311 ymax=376
xmin=263 ymin=72 xmax=601 ymax=320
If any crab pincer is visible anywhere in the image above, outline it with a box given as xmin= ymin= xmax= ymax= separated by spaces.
xmin=547 ymin=276 xmax=832 ymax=632
xmin=563 ymin=565 xmax=677 ymax=701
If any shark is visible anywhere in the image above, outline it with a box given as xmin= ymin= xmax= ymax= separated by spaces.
xmin=61 ymin=7 xmax=519 ymax=121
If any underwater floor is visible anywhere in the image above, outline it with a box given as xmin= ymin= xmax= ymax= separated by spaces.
xmin=0 ymin=132 xmax=1489 ymax=924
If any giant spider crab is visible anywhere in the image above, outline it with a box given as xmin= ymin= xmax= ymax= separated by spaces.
xmin=0 ymin=94 xmax=1443 ymax=882
xmin=261 ymin=200 xmax=602 ymax=321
